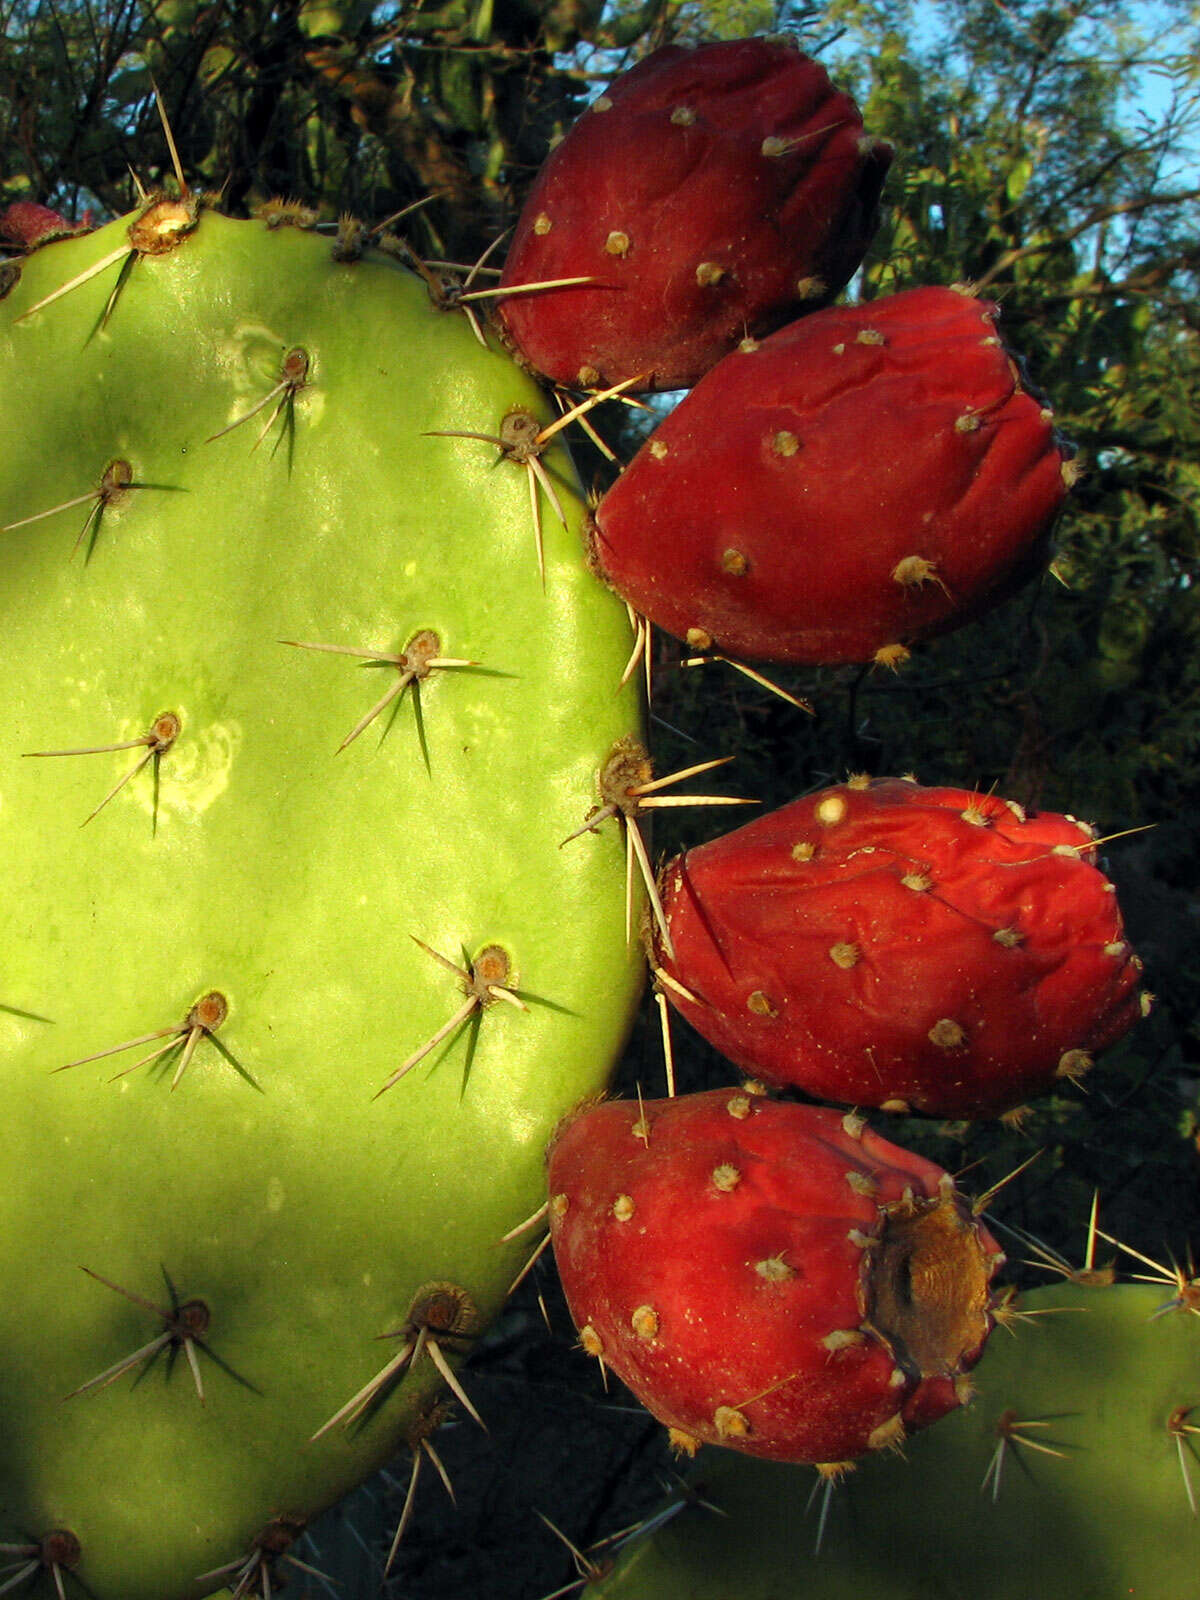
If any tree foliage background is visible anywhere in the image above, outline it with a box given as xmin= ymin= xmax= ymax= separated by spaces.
xmin=3 ymin=1 xmax=1198 ymax=1592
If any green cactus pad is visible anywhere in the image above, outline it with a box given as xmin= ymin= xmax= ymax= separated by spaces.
xmin=0 ymin=207 xmax=643 ymax=1600
xmin=587 ymin=1282 xmax=1200 ymax=1599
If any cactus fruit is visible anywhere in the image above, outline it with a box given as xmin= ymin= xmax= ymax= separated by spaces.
xmin=0 ymin=201 xmax=643 ymax=1599
xmin=588 ymin=285 xmax=1071 ymax=665
xmin=584 ymin=1281 xmax=1200 ymax=1598
xmin=546 ymin=1087 xmax=1004 ymax=1463
xmin=495 ymin=37 xmax=892 ymax=393
xmin=650 ymin=776 xmax=1146 ymax=1117
xmin=0 ymin=200 xmax=93 ymax=251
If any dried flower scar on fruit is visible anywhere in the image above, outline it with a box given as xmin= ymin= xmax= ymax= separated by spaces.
xmin=548 ymin=1088 xmax=1004 ymax=1462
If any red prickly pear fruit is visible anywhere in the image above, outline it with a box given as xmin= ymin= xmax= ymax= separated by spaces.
xmin=652 ymin=777 xmax=1147 ymax=1118
xmin=589 ymin=286 xmax=1072 ymax=664
xmin=0 ymin=200 xmax=92 ymax=250
xmin=546 ymin=1088 xmax=1004 ymax=1463
xmin=496 ymin=37 xmax=892 ymax=392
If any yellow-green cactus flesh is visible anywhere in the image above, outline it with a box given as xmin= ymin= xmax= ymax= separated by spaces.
xmin=0 ymin=209 xmax=643 ymax=1600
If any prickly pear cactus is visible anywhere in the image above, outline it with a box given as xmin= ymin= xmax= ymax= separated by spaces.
xmin=0 ymin=202 xmax=643 ymax=1600
xmin=586 ymin=1282 xmax=1200 ymax=1598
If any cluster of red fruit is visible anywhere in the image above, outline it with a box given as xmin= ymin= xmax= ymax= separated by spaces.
xmin=493 ymin=38 xmax=1147 ymax=1469
xmin=3 ymin=36 xmax=1144 ymax=1473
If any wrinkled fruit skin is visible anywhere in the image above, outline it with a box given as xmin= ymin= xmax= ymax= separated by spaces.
xmin=590 ymin=286 xmax=1070 ymax=663
xmin=547 ymin=1088 xmax=1003 ymax=1464
xmin=652 ymin=777 xmax=1146 ymax=1117
xmin=496 ymin=37 xmax=891 ymax=392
